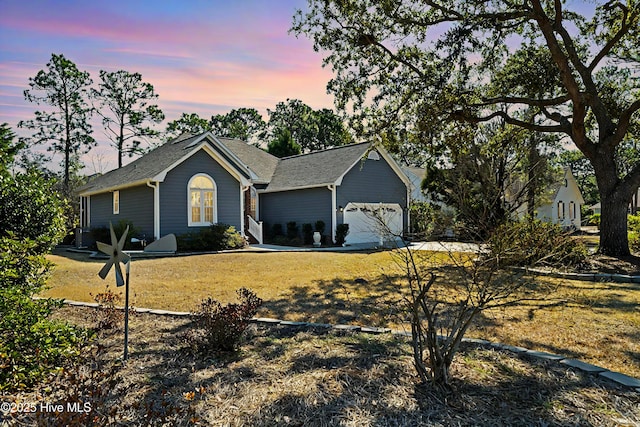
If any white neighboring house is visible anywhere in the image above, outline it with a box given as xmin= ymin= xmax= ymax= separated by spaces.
xmin=590 ymin=186 xmax=639 ymax=215
xmin=402 ymin=166 xmax=430 ymax=203
xmin=535 ymin=168 xmax=585 ymax=230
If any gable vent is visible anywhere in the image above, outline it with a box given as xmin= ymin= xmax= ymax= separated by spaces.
xmin=367 ymin=151 xmax=380 ymax=161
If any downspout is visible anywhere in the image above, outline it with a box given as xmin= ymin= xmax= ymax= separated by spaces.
xmin=146 ymin=181 xmax=160 ymax=240
xmin=406 ymin=185 xmax=411 ymax=235
xmin=328 ymin=184 xmax=337 ymax=243
xmin=241 ymin=185 xmax=249 ymax=237
xmin=79 ymin=196 xmax=84 ymax=228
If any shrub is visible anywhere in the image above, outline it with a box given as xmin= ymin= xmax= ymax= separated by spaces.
xmin=630 ymin=231 xmax=640 ymax=253
xmin=89 ymin=285 xmax=124 ymax=330
xmin=0 ymin=172 xmax=90 ymax=391
xmin=628 ymin=214 xmax=640 ymax=233
xmin=176 ymin=224 xmax=245 ymax=252
xmin=0 ymin=292 xmax=90 ymax=390
xmin=315 ymin=220 xmax=325 ymax=235
xmin=187 ymin=288 xmax=263 ymax=352
xmin=489 ymin=218 xmax=588 ymax=269
xmin=0 ymin=171 xmax=67 ymax=252
xmin=90 ymin=219 xmax=141 ymax=250
xmin=272 ymin=223 xmax=283 ymax=237
xmin=395 ymin=240 xmax=553 ymax=390
xmin=588 ymin=213 xmax=601 ymax=227
xmin=409 ymin=201 xmax=438 ymax=238
xmin=335 ymin=223 xmax=349 ymax=245
xmin=302 ymin=223 xmax=314 ymax=245
xmin=286 ymin=221 xmax=298 ymax=240
xmin=0 ymin=238 xmax=91 ymax=391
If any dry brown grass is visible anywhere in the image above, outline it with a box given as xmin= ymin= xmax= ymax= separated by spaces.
xmin=43 ymin=248 xmax=402 ymax=312
xmin=6 ymin=306 xmax=639 ymax=426
xmin=42 ymin=248 xmax=640 ymax=378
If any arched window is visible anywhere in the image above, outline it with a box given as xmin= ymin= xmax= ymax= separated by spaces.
xmin=188 ymin=174 xmax=217 ymax=226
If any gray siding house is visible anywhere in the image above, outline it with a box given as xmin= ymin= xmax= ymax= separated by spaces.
xmin=79 ymin=132 xmax=411 ymax=246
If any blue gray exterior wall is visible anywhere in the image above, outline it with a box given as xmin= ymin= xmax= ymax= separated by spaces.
xmin=159 ymin=149 xmax=241 ymax=236
xmin=336 ymin=157 xmax=408 ymax=228
xmin=89 ymin=185 xmax=154 ymax=238
xmin=260 ymin=187 xmax=332 ymax=236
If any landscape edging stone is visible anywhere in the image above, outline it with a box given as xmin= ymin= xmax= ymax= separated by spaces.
xmin=59 ymin=298 xmax=640 ymax=390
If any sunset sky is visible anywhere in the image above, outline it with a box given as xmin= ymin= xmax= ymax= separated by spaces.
xmin=0 ymin=0 xmax=334 ymax=171
xmin=0 ymin=1 xmax=599 ymax=172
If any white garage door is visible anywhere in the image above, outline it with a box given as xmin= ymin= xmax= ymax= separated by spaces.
xmin=343 ymin=202 xmax=403 ymax=245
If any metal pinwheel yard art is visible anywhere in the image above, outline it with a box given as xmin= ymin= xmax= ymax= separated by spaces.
xmin=96 ymin=222 xmax=132 ymax=361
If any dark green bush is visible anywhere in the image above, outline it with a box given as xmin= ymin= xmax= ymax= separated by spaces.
xmin=186 ymin=288 xmax=263 ymax=352
xmin=0 ymin=287 xmax=90 ymax=390
xmin=409 ymin=202 xmax=437 ymax=238
xmin=488 ymin=218 xmax=588 ymax=269
xmin=336 ymin=223 xmax=349 ymax=245
xmin=0 ymin=171 xmax=90 ymax=391
xmin=272 ymin=223 xmax=283 ymax=237
xmin=176 ymin=224 xmax=245 ymax=252
xmin=90 ymin=219 xmax=141 ymax=250
xmin=315 ymin=220 xmax=326 ymax=235
xmin=286 ymin=221 xmax=298 ymax=239
xmin=302 ymin=223 xmax=313 ymax=245
xmin=630 ymin=231 xmax=639 ymax=253
xmin=0 ymin=172 xmax=66 ymax=252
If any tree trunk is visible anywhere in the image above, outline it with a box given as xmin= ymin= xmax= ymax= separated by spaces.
xmin=589 ymin=144 xmax=633 ymax=257
xmin=593 ymin=152 xmax=632 ymax=256
xmin=527 ymin=138 xmax=538 ymax=217
xmin=599 ymin=191 xmax=630 ymax=256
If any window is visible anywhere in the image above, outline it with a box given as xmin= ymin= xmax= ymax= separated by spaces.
xmin=113 ymin=191 xmax=120 ymax=214
xmin=557 ymin=201 xmax=565 ymax=220
xmin=249 ymin=187 xmax=257 ymax=217
xmin=569 ymin=201 xmax=575 ymax=220
xmin=188 ymin=174 xmax=216 ymax=226
xmin=80 ymin=196 xmax=90 ymax=227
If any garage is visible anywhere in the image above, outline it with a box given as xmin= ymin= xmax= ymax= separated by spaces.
xmin=342 ymin=202 xmax=403 ymax=245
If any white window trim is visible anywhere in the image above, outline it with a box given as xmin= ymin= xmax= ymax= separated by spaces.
xmin=557 ymin=200 xmax=565 ymax=220
xmin=187 ymin=173 xmax=218 ymax=227
xmin=113 ymin=191 xmax=120 ymax=215
xmin=569 ymin=201 xmax=575 ymax=220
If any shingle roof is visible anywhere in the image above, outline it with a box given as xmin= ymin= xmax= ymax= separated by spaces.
xmin=217 ymin=137 xmax=278 ymax=183
xmin=78 ymin=133 xmax=203 ymax=195
xmin=264 ymin=143 xmax=371 ymax=192
xmin=79 ymin=136 xmax=380 ymax=196
xmin=79 ymin=133 xmax=279 ymax=195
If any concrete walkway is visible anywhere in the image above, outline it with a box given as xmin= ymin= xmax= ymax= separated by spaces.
xmin=405 ymin=241 xmax=484 ymax=253
xmin=246 ymin=240 xmax=484 ymax=253
xmin=244 ymin=242 xmax=381 ymax=252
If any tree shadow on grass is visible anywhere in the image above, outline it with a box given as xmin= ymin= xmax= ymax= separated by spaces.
xmin=262 ymin=275 xmax=406 ymax=327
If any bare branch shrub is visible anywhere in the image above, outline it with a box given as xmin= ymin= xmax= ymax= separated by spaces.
xmin=362 ymin=210 xmax=568 ymax=391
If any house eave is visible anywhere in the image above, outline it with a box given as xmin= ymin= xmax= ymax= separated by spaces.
xmin=259 ymin=183 xmax=335 ymax=194
xmin=78 ymin=179 xmax=154 ymax=197
xmin=152 ymin=139 xmax=251 ymax=186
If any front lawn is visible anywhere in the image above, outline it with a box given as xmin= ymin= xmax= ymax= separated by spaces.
xmin=43 ymin=248 xmax=640 ymax=378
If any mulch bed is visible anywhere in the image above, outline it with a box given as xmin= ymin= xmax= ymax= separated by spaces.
xmin=581 ymin=254 xmax=640 ymax=276
xmin=2 ymin=306 xmax=639 ymax=426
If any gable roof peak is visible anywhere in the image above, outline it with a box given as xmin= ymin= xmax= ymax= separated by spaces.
xmin=280 ymin=141 xmax=371 ymax=160
xmin=170 ymin=132 xmax=197 ymax=144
